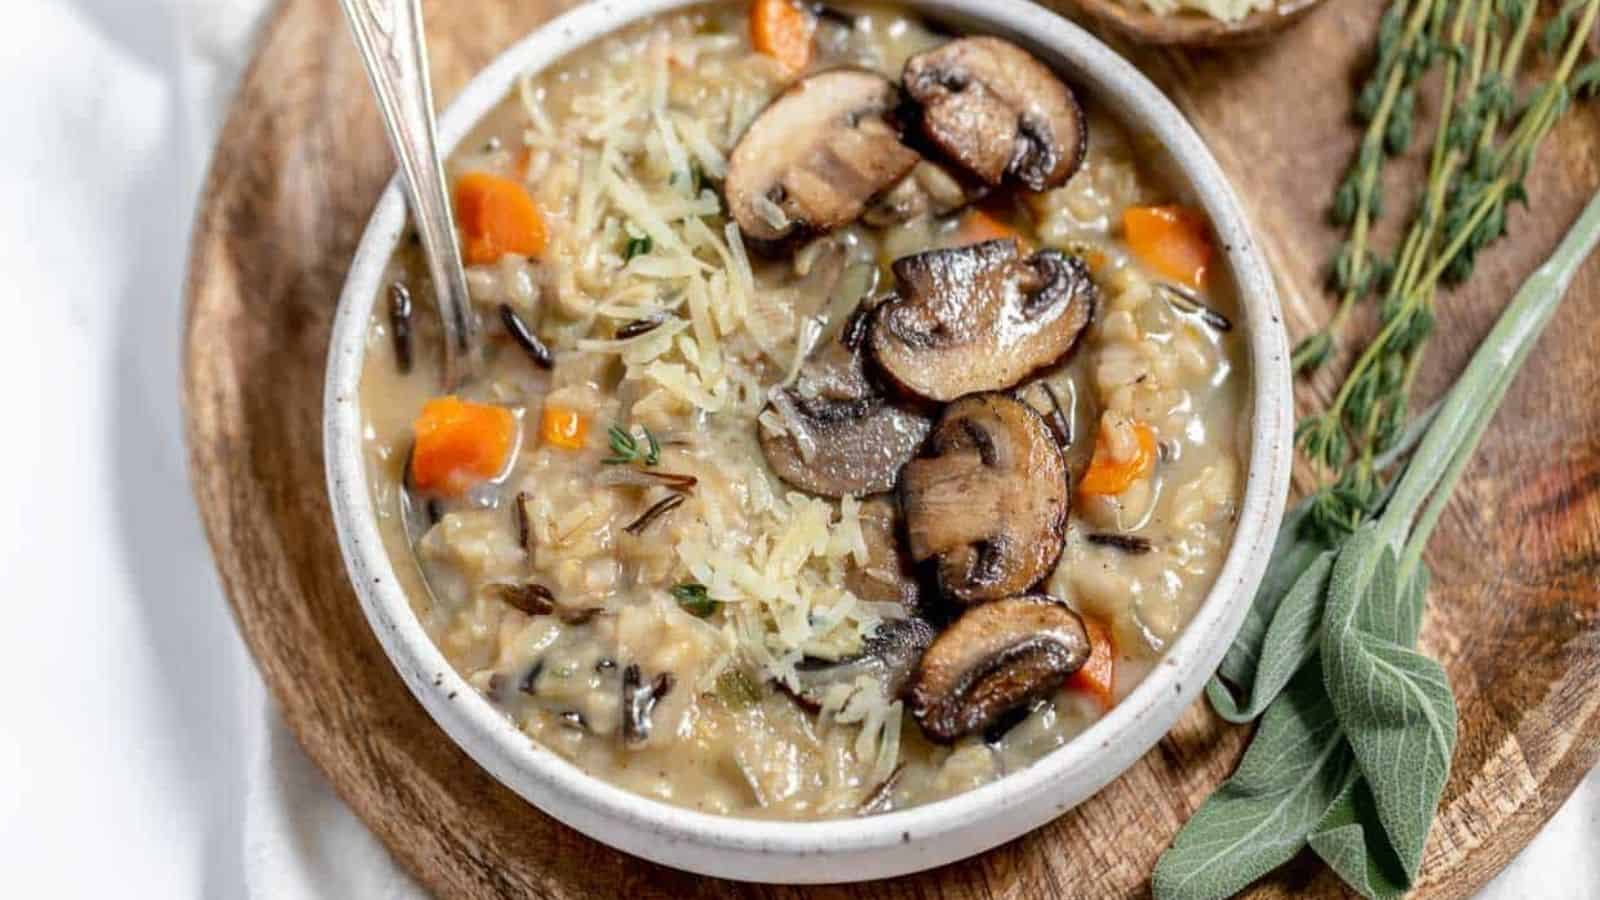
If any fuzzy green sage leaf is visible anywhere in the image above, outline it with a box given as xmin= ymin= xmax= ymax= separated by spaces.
xmin=1169 ymin=191 xmax=1600 ymax=900
xmin=1309 ymin=777 xmax=1412 ymax=900
xmin=1207 ymin=549 xmax=1333 ymax=723
xmin=1154 ymin=668 xmax=1355 ymax=900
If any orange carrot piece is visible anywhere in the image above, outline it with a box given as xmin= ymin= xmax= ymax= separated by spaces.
xmin=411 ymin=396 xmax=517 ymax=497
xmin=1122 ymin=204 xmax=1213 ymax=290
xmin=455 ymin=172 xmax=548 ymax=266
xmin=1066 ymin=616 xmax=1116 ymax=711
xmin=955 ymin=208 xmax=1028 ymax=249
xmin=1078 ymin=421 xmax=1157 ymax=497
xmin=750 ymin=0 xmax=815 ymax=75
xmin=539 ymin=406 xmax=589 ymax=450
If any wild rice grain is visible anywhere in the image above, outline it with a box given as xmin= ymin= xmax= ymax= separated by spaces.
xmin=500 ymin=303 xmax=554 ymax=369
xmin=1086 ymin=533 xmax=1154 ymax=555
xmin=500 ymin=582 xmax=557 ymax=616
xmin=389 ymin=282 xmax=414 ymax=374
xmin=623 ymin=493 xmax=686 ymax=535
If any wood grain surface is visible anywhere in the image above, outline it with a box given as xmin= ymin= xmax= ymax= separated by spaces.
xmin=182 ymin=1 xmax=1600 ymax=897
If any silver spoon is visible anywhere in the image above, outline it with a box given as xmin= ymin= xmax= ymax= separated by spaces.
xmin=339 ymin=0 xmax=480 ymax=390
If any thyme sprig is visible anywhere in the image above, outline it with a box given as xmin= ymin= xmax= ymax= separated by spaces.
xmin=603 ymin=423 xmax=662 ymax=467
xmin=1296 ymin=0 xmax=1599 ymax=543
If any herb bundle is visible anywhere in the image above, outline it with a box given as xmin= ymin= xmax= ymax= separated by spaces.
xmin=1154 ymin=1 xmax=1600 ymax=896
xmin=1158 ymin=188 xmax=1600 ymax=900
xmin=1295 ymin=0 xmax=1600 ymax=540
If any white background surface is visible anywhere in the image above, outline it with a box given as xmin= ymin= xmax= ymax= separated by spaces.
xmin=0 ymin=0 xmax=1593 ymax=896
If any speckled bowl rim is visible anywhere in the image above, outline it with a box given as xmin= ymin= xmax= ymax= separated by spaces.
xmin=325 ymin=0 xmax=1293 ymax=883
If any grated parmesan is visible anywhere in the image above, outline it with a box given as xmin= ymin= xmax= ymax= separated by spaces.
xmin=501 ymin=20 xmax=906 ymax=782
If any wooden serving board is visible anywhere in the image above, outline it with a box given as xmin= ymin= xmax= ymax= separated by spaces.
xmin=183 ymin=1 xmax=1600 ymax=897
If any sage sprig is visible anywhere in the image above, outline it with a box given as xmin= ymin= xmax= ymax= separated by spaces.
xmin=1207 ymin=410 xmax=1434 ymax=723
xmin=1159 ymin=192 xmax=1600 ymax=900
xmin=1161 ymin=3 xmax=1600 ymax=894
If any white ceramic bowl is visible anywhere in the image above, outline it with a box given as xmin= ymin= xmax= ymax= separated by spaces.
xmin=325 ymin=0 xmax=1293 ymax=883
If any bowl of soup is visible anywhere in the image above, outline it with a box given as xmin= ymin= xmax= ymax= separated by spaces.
xmin=325 ymin=0 xmax=1292 ymax=882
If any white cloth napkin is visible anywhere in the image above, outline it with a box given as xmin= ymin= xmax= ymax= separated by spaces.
xmin=0 ymin=0 xmax=1590 ymax=896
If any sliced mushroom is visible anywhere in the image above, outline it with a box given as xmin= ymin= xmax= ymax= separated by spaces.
xmin=760 ymin=320 xmax=932 ymax=498
xmin=903 ymin=37 xmax=1087 ymax=191
xmin=845 ymin=496 xmax=921 ymax=610
xmin=862 ymin=159 xmax=984 ymax=227
xmin=791 ymin=617 xmax=936 ymax=709
xmin=728 ymin=69 xmax=922 ymax=243
xmin=908 ymin=595 xmax=1090 ymax=743
xmin=870 ymin=240 xmax=1096 ymax=402
xmin=900 ymin=393 xmax=1068 ymax=602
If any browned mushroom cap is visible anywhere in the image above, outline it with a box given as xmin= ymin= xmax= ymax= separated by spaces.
xmin=760 ymin=322 xmax=932 ymax=498
xmin=870 ymin=240 xmax=1096 ymax=402
xmin=908 ymin=594 xmax=1089 ymax=743
xmin=728 ymin=69 xmax=923 ymax=243
xmin=903 ymin=37 xmax=1087 ymax=192
xmin=900 ymin=393 xmax=1068 ymax=603
xmin=792 ymin=617 xmax=936 ymax=710
xmin=845 ymin=496 xmax=921 ymax=610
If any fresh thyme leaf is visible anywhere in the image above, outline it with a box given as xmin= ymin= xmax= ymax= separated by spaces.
xmin=671 ymin=582 xmax=719 ymax=617
xmin=1575 ymin=60 xmax=1600 ymax=98
xmin=624 ymin=233 xmax=653 ymax=261
xmin=643 ymin=427 xmax=661 ymax=467
xmin=603 ymin=423 xmax=662 ymax=466
xmin=603 ymin=424 xmax=635 ymax=464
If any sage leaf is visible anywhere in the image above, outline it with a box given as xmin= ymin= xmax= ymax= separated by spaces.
xmin=1322 ymin=538 xmax=1457 ymax=880
xmin=1207 ymin=550 xmax=1335 ymax=723
xmin=1328 ymin=634 xmax=1456 ymax=879
xmin=1309 ymin=777 xmax=1412 ymax=900
xmin=1352 ymin=544 xmax=1400 ymax=641
xmin=1398 ymin=563 xmax=1431 ymax=646
xmin=1154 ymin=668 xmax=1355 ymax=900
xmin=1209 ymin=497 xmax=1324 ymax=710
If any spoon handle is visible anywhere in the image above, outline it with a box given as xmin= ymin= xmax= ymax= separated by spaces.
xmin=338 ymin=0 xmax=479 ymax=389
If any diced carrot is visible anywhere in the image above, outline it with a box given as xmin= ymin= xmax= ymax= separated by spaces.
xmin=1122 ymin=204 xmax=1212 ymax=290
xmin=455 ymin=172 xmax=548 ymax=266
xmin=955 ymin=208 xmax=1029 ymax=250
xmin=1066 ymin=616 xmax=1116 ymax=711
xmin=411 ymin=396 xmax=517 ymax=497
xmin=1082 ymin=249 xmax=1109 ymax=274
xmin=539 ymin=405 xmax=589 ymax=450
xmin=1078 ymin=420 xmax=1157 ymax=497
xmin=750 ymin=0 xmax=815 ymax=75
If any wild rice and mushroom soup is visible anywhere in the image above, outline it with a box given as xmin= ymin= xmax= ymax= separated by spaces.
xmin=360 ymin=1 xmax=1249 ymax=819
